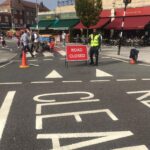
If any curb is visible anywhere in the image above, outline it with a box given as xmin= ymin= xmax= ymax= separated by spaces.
xmin=102 ymin=54 xmax=150 ymax=65
xmin=0 ymin=53 xmax=17 ymax=65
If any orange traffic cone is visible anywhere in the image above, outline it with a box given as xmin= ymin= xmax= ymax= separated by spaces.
xmin=130 ymin=58 xmax=135 ymax=64
xmin=19 ymin=51 xmax=29 ymax=68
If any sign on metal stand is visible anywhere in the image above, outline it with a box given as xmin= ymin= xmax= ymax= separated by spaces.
xmin=65 ymin=45 xmax=89 ymax=67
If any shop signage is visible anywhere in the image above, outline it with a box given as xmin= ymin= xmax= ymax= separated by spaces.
xmin=66 ymin=45 xmax=88 ymax=62
xmin=57 ymin=0 xmax=75 ymax=7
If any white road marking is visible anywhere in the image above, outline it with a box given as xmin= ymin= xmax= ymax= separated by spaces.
xmin=112 ymin=145 xmax=148 ymax=150
xmin=13 ymin=59 xmax=38 ymax=62
xmin=0 ymin=61 xmax=13 ymax=68
xmin=43 ymin=58 xmax=53 ymax=61
xmin=26 ymin=52 xmax=32 ymax=58
xmin=45 ymin=70 xmax=63 ymax=78
xmin=141 ymin=100 xmax=150 ymax=108
xmin=96 ymin=69 xmax=113 ymax=77
xmin=31 ymin=81 xmax=54 ymax=84
xmin=37 ymin=131 xmax=133 ymax=150
xmin=142 ymin=78 xmax=150 ymax=81
xmin=101 ymin=56 xmax=110 ymax=59
xmin=117 ymin=79 xmax=136 ymax=82
xmin=60 ymin=58 xmax=65 ymax=60
xmin=62 ymin=80 xmax=82 ymax=83
xmin=57 ymin=50 xmax=66 ymax=56
xmin=112 ymin=58 xmax=128 ymax=63
xmin=36 ymin=109 xmax=118 ymax=130
xmin=90 ymin=80 xmax=110 ymax=82
xmin=28 ymin=59 xmax=38 ymax=62
xmin=36 ymin=99 xmax=100 ymax=114
xmin=33 ymin=91 xmax=95 ymax=102
xmin=43 ymin=52 xmax=54 ymax=57
xmin=127 ymin=90 xmax=150 ymax=109
xmin=139 ymin=64 xmax=150 ymax=67
xmin=0 ymin=91 xmax=16 ymax=140
xmin=0 ymin=82 xmax=22 ymax=85
xmin=127 ymin=90 xmax=150 ymax=101
xmin=29 ymin=63 xmax=39 ymax=67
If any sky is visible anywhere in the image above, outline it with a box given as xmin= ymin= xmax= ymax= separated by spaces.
xmin=0 ymin=0 xmax=58 ymax=10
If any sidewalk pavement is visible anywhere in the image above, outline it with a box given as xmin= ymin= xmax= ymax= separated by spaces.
xmin=0 ymin=49 xmax=17 ymax=65
xmin=0 ymin=44 xmax=150 ymax=65
xmin=101 ymin=46 xmax=150 ymax=64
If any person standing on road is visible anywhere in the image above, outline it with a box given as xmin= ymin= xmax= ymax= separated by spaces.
xmin=20 ymin=30 xmax=34 ymax=58
xmin=61 ymin=31 xmax=66 ymax=47
xmin=33 ymin=31 xmax=39 ymax=53
xmin=1 ymin=35 xmax=7 ymax=48
xmin=89 ymin=29 xmax=101 ymax=66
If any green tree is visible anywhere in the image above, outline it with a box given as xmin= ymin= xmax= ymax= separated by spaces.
xmin=75 ymin=0 xmax=103 ymax=28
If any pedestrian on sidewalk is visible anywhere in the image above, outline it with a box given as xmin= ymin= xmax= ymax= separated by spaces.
xmin=20 ymin=30 xmax=34 ymax=58
xmin=89 ymin=29 xmax=101 ymax=66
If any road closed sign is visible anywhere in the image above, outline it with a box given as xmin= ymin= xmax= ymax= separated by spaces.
xmin=66 ymin=45 xmax=89 ymax=62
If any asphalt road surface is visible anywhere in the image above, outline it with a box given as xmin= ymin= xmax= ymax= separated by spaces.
xmin=0 ymin=47 xmax=150 ymax=150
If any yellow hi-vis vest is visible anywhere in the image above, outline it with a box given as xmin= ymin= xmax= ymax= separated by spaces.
xmin=90 ymin=34 xmax=100 ymax=47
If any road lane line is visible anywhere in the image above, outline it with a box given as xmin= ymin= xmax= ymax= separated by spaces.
xmin=0 ymin=82 xmax=22 ymax=85
xmin=90 ymin=80 xmax=110 ymax=82
xmin=0 ymin=91 xmax=16 ymax=140
xmin=142 ymin=78 xmax=150 ymax=81
xmin=62 ymin=81 xmax=82 ymax=83
xmin=31 ymin=81 xmax=54 ymax=84
xmin=116 ymin=79 xmax=136 ymax=82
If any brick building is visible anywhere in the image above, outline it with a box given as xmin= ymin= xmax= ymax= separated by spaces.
xmin=0 ymin=0 xmax=49 ymax=29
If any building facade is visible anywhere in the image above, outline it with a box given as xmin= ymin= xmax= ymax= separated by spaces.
xmin=0 ymin=0 xmax=49 ymax=29
xmin=54 ymin=0 xmax=150 ymax=13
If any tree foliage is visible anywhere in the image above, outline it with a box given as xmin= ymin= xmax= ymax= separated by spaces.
xmin=75 ymin=0 xmax=103 ymax=28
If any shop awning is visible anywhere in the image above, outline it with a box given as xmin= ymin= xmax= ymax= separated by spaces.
xmin=106 ymin=16 xmax=150 ymax=30
xmin=74 ymin=22 xmax=87 ymax=29
xmin=115 ymin=6 xmax=150 ymax=17
xmin=31 ymin=20 xmax=55 ymax=30
xmin=49 ymin=19 xmax=79 ymax=30
xmin=74 ymin=18 xmax=110 ymax=29
xmin=90 ymin=18 xmax=110 ymax=29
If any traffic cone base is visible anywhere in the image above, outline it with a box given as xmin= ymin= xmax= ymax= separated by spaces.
xmin=130 ymin=58 xmax=135 ymax=64
xmin=19 ymin=51 xmax=29 ymax=68
xmin=19 ymin=65 xmax=29 ymax=68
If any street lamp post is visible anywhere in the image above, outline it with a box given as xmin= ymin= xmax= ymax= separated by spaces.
xmin=118 ymin=0 xmax=132 ymax=55
xmin=35 ymin=0 xmax=39 ymax=30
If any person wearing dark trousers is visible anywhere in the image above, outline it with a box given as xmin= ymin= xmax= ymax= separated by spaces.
xmin=20 ymin=30 xmax=34 ymax=58
xmin=89 ymin=29 xmax=101 ymax=66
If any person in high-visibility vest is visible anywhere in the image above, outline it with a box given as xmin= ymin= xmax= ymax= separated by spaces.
xmin=89 ymin=29 xmax=101 ymax=66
